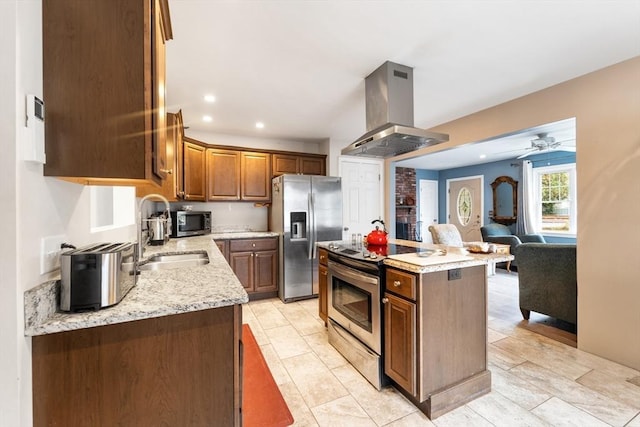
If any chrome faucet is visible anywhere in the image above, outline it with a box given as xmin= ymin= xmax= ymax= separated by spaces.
xmin=137 ymin=193 xmax=171 ymax=259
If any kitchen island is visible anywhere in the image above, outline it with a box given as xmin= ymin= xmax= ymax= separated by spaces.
xmin=319 ymin=238 xmax=512 ymax=420
xmin=383 ymin=239 xmax=512 ymax=419
xmin=24 ymin=232 xmax=274 ymax=427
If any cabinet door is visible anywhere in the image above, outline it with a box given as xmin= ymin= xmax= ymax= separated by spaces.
xmin=253 ymin=250 xmax=278 ymax=293
xmin=272 ymin=154 xmax=299 ymax=176
xmin=136 ymin=110 xmax=181 ymax=200
xmin=183 ymin=141 xmax=206 ymax=201
xmin=42 ymin=0 xmax=172 ymax=185
xmin=318 ymin=264 xmax=328 ymax=324
xmin=207 ymin=149 xmax=241 ymax=200
xmin=384 ymin=292 xmax=416 ymax=396
xmin=241 ymin=152 xmax=271 ymax=201
xmin=152 ymin=0 xmax=168 ymax=180
xmin=229 ymin=252 xmax=253 ymax=292
xmin=300 ymin=156 xmax=325 ymax=175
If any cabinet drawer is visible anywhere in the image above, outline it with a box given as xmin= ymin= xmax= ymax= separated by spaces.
xmin=318 ymin=248 xmax=328 ymax=266
xmin=386 ymin=269 xmax=417 ymax=301
xmin=229 ymin=238 xmax=277 ymax=252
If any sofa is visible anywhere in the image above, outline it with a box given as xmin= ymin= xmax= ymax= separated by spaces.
xmin=515 ymin=243 xmax=577 ymax=325
xmin=480 ymin=223 xmax=546 ymax=268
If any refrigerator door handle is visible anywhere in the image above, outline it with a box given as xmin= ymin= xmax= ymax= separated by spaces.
xmin=311 ymin=192 xmax=318 ymax=260
xmin=308 ymin=192 xmax=314 ymax=260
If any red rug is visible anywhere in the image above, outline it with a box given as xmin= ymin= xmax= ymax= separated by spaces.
xmin=243 ymin=324 xmax=294 ymax=427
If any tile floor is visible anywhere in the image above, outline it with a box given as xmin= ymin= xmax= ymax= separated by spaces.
xmin=242 ymin=270 xmax=640 ymax=426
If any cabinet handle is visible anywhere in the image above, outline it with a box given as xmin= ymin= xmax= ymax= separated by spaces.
xmin=321 ymin=270 xmax=327 ymax=276
xmin=178 ymin=191 xmax=185 ymax=197
xmin=251 ymin=253 xmax=254 ymax=257
xmin=252 ymin=243 xmax=256 ymax=248
xmin=160 ymin=168 xmax=173 ymax=175
xmin=393 ymin=280 xmax=401 ymax=287
xmin=382 ymin=298 xmax=389 ymax=304
xmin=320 ymin=255 xmax=325 ymax=261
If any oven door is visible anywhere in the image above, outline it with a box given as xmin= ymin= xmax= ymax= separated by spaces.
xmin=327 ymin=260 xmax=381 ymax=354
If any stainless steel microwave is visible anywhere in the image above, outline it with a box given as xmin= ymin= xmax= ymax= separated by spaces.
xmin=170 ymin=210 xmax=211 ymax=238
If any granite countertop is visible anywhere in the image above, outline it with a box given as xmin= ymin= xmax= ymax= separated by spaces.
xmin=317 ymin=238 xmax=514 ymax=274
xmin=24 ymin=234 xmax=252 ymax=337
xmin=209 ymin=231 xmax=280 ymax=240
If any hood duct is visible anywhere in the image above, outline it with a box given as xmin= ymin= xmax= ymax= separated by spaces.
xmin=341 ymin=61 xmax=449 ymax=158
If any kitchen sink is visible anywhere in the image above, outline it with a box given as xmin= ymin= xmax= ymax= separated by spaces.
xmin=123 ymin=251 xmax=209 ymax=272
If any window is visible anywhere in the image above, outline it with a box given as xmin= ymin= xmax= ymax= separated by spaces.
xmin=533 ymin=164 xmax=577 ymax=236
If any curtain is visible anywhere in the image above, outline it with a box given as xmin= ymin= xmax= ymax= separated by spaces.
xmin=516 ymin=160 xmax=536 ymax=234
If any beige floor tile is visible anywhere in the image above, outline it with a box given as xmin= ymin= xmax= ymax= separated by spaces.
xmin=296 ymin=297 xmax=321 ymax=317
xmin=264 ymin=324 xmax=313 ymax=359
xmin=627 ymin=413 xmax=640 ymax=427
xmin=510 ymin=361 xmax=637 ymax=426
xmin=331 ymin=364 xmax=417 ymax=426
xmin=488 ymin=342 xmax=527 ymax=370
xmin=282 ymin=352 xmax=350 ymax=408
xmin=431 ymin=405 xmax=493 ymax=427
xmin=250 ymin=300 xmax=291 ymax=330
xmin=259 ymin=343 xmax=292 ymax=386
xmin=277 ymin=381 xmax=320 ymax=427
xmin=487 ymin=327 xmax=508 ymax=343
xmin=277 ymin=301 xmax=326 ymax=336
xmin=493 ymin=336 xmax=592 ymax=380
xmin=311 ymin=395 xmax=377 ymax=427
xmin=382 ymin=411 xmax=436 ymax=427
xmin=531 ymin=397 xmax=610 ymax=426
xmin=489 ymin=364 xmax=552 ymax=410
xmin=244 ymin=316 xmax=270 ymax=346
xmin=466 ymin=392 xmax=550 ymax=426
xmin=302 ymin=330 xmax=349 ymax=370
xmin=576 ymin=369 xmax=640 ymax=410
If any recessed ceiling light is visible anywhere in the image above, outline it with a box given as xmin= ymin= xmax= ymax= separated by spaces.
xmin=204 ymin=94 xmax=216 ymax=103
xmin=203 ymin=115 xmax=212 ymax=122
xmin=479 ymin=154 xmax=487 ymax=159
xmin=255 ymin=122 xmax=265 ymax=129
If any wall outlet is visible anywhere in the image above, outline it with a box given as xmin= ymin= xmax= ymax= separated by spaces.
xmin=40 ymin=235 xmax=67 ymax=274
xmin=448 ymin=268 xmax=462 ymax=281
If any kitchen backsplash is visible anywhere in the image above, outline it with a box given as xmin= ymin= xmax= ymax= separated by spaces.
xmin=154 ymin=201 xmax=268 ymax=232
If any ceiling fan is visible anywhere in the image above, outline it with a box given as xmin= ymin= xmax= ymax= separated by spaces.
xmin=516 ymin=133 xmax=576 ymax=159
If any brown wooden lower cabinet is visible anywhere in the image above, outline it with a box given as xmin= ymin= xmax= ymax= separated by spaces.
xmin=228 ymin=237 xmax=278 ymax=299
xmin=32 ymin=305 xmax=242 ymax=427
xmin=384 ymin=265 xmax=490 ymax=419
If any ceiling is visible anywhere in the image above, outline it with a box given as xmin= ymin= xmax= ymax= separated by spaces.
xmin=165 ymin=1 xmax=640 ymax=168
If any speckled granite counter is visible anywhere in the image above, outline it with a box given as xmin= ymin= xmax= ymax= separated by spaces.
xmin=209 ymin=231 xmax=280 ymax=240
xmin=23 ymin=234 xmax=268 ymax=337
xmin=318 ymin=238 xmax=513 ymax=274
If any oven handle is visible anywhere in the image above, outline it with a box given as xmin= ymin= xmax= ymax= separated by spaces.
xmin=328 ymin=260 xmax=379 ymax=287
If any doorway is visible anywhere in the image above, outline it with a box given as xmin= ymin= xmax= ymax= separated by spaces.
xmin=338 ymin=157 xmax=383 ymax=239
xmin=418 ymin=179 xmax=438 ymax=243
xmin=447 ymin=176 xmax=483 ymax=241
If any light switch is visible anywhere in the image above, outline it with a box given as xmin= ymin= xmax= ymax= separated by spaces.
xmin=40 ymin=235 xmax=67 ymax=274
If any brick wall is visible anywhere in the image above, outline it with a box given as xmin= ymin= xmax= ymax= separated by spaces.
xmin=395 ymin=167 xmax=417 ymax=240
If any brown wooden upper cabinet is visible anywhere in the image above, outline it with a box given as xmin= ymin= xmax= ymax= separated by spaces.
xmin=241 ymin=152 xmax=271 ymax=201
xmin=137 ymin=111 xmax=184 ymax=200
xmin=207 ymin=149 xmax=241 ymax=200
xmin=182 ymin=139 xmax=207 ymax=201
xmin=42 ymin=0 xmax=173 ymax=185
xmin=206 ymin=150 xmax=271 ymax=202
xmin=272 ymin=153 xmax=326 ymax=176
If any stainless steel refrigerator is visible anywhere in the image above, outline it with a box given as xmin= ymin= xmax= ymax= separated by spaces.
xmin=270 ymin=174 xmax=342 ymax=302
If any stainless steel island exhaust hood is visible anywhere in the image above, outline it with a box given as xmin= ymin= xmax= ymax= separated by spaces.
xmin=341 ymin=61 xmax=449 ymax=158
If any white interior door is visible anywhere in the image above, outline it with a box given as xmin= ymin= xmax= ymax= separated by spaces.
xmin=338 ymin=157 xmax=383 ymax=239
xmin=419 ymin=179 xmax=438 ymax=243
xmin=447 ymin=176 xmax=483 ymax=241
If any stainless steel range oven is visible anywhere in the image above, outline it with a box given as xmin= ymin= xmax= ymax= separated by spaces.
xmin=326 ymin=249 xmax=385 ymax=390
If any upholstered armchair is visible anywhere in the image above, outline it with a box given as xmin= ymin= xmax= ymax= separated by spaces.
xmin=515 ymin=243 xmax=577 ymax=325
xmin=428 ymin=224 xmax=463 ymax=247
xmin=480 ymin=223 xmax=546 ymax=268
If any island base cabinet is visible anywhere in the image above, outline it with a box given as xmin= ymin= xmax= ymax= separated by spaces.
xmin=385 ymin=265 xmax=491 ymax=420
xmin=32 ymin=305 xmax=242 ymax=427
